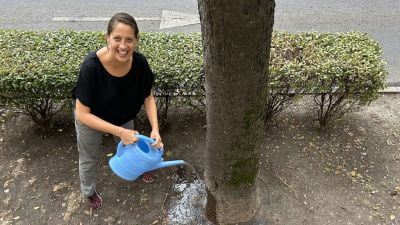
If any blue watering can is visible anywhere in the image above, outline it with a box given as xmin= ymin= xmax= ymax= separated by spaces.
xmin=109 ymin=134 xmax=185 ymax=181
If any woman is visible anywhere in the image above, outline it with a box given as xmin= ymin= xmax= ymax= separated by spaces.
xmin=72 ymin=12 xmax=163 ymax=209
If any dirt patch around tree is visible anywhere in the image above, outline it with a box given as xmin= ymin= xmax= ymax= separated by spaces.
xmin=0 ymin=94 xmax=399 ymax=225
xmin=257 ymin=94 xmax=400 ymax=225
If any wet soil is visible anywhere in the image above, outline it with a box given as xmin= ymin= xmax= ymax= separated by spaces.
xmin=0 ymin=94 xmax=399 ymax=225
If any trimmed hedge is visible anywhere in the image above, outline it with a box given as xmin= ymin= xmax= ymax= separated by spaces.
xmin=0 ymin=30 xmax=387 ymax=129
xmin=306 ymin=32 xmax=387 ymax=126
xmin=269 ymin=32 xmax=388 ymax=126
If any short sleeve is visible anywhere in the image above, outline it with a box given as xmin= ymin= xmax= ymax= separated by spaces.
xmin=73 ymin=63 xmax=94 ymax=107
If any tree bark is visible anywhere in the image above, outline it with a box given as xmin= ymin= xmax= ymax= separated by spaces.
xmin=198 ymin=0 xmax=275 ymax=224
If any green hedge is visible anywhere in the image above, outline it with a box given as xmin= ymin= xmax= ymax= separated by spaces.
xmin=0 ymin=30 xmax=203 ymax=104
xmin=308 ymin=33 xmax=388 ymax=126
xmin=0 ymin=30 xmax=387 ymax=129
xmin=269 ymin=32 xmax=388 ymax=126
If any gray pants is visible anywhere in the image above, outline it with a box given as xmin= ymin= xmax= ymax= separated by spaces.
xmin=74 ymin=118 xmax=133 ymax=197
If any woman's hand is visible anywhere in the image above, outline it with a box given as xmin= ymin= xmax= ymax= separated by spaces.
xmin=119 ymin=128 xmax=139 ymax=145
xmin=150 ymin=130 xmax=163 ymax=149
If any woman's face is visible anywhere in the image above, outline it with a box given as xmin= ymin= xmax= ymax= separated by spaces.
xmin=106 ymin=22 xmax=138 ymax=63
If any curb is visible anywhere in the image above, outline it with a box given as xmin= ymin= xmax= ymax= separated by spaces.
xmin=380 ymin=86 xmax=400 ymax=93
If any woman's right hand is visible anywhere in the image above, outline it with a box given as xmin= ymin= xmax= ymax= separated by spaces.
xmin=119 ymin=128 xmax=139 ymax=145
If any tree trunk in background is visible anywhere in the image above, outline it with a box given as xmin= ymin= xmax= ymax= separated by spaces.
xmin=198 ymin=0 xmax=275 ymax=224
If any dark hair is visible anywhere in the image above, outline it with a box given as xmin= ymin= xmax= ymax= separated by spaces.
xmin=107 ymin=13 xmax=139 ymax=38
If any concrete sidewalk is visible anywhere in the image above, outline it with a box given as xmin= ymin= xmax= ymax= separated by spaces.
xmin=381 ymin=86 xmax=400 ymax=93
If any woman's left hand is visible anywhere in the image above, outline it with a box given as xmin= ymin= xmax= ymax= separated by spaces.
xmin=150 ymin=130 xmax=163 ymax=149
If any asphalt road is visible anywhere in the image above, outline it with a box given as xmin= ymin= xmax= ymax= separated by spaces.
xmin=0 ymin=0 xmax=398 ymax=84
xmin=274 ymin=0 xmax=400 ymax=86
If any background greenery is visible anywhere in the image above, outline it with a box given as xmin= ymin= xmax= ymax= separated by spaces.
xmin=0 ymin=30 xmax=387 ymax=130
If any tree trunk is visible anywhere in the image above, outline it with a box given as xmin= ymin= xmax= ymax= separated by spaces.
xmin=198 ymin=0 xmax=275 ymax=224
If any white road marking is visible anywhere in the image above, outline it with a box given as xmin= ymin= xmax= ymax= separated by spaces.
xmin=159 ymin=10 xmax=200 ymax=29
xmin=52 ymin=17 xmax=159 ymax=22
xmin=52 ymin=10 xmax=200 ymax=29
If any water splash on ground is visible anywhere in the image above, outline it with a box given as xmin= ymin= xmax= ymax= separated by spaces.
xmin=166 ymin=164 xmax=213 ymax=225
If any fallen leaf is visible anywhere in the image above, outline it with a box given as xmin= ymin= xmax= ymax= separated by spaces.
xmin=28 ymin=177 xmax=37 ymax=185
xmin=386 ymin=139 xmax=395 ymax=146
xmin=390 ymin=214 xmax=395 ymax=220
xmin=53 ymin=182 xmax=68 ymax=192
xmin=104 ymin=217 xmax=114 ymax=223
xmin=390 ymin=187 xmax=400 ymax=196
xmin=165 ymin=151 xmax=173 ymax=158
xmin=3 ymin=179 xmax=12 ymax=188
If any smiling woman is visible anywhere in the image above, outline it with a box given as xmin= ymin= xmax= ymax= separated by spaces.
xmin=71 ymin=12 xmax=163 ymax=210
xmin=98 ymin=22 xmax=138 ymax=77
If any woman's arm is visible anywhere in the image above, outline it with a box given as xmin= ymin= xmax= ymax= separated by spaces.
xmin=75 ymin=98 xmax=138 ymax=144
xmin=144 ymin=92 xmax=163 ymax=148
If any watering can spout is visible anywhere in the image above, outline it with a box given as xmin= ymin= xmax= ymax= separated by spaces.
xmin=147 ymin=160 xmax=186 ymax=172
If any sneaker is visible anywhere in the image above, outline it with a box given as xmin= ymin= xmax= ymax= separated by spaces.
xmin=142 ymin=172 xmax=155 ymax=183
xmin=88 ymin=190 xmax=102 ymax=209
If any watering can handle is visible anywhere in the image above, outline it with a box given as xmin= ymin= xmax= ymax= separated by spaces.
xmin=116 ymin=141 xmax=125 ymax=157
xmin=115 ymin=134 xmax=160 ymax=157
xmin=135 ymin=134 xmax=155 ymax=144
xmin=135 ymin=134 xmax=164 ymax=152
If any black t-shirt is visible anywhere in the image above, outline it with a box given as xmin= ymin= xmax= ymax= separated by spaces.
xmin=72 ymin=51 xmax=154 ymax=126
